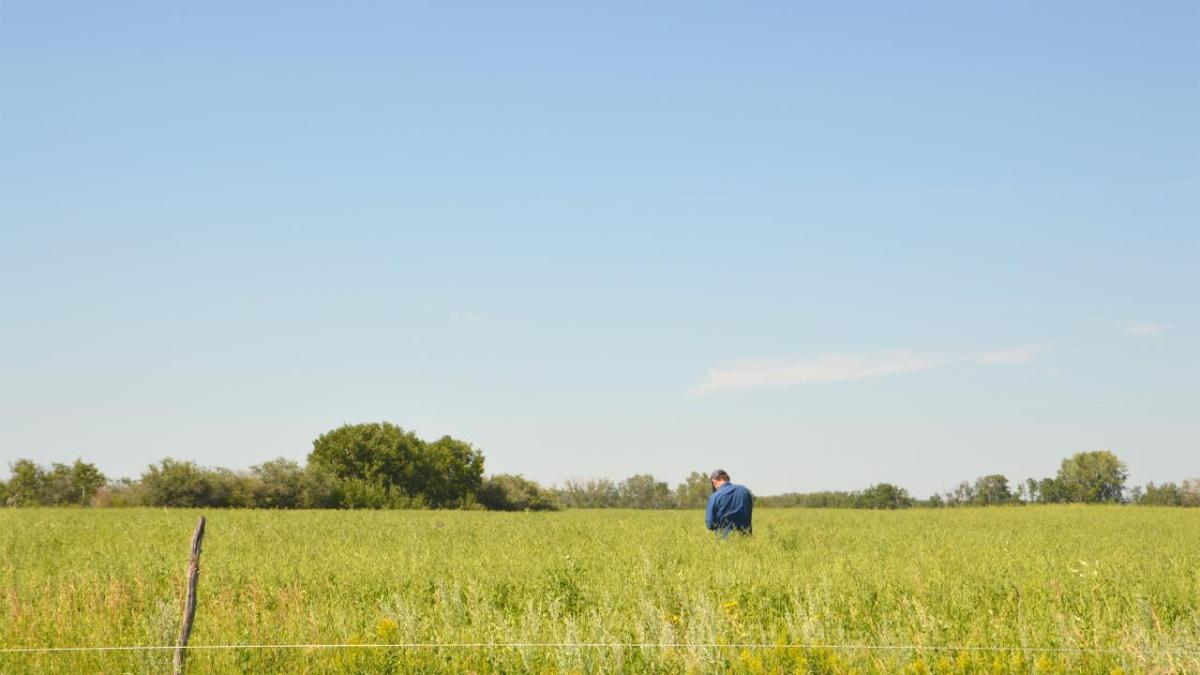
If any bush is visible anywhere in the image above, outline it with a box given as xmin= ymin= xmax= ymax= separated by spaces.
xmin=308 ymin=423 xmax=484 ymax=508
xmin=1141 ymin=482 xmax=1183 ymax=506
xmin=139 ymin=459 xmax=221 ymax=507
xmin=856 ymin=483 xmax=914 ymax=510
xmin=476 ymin=474 xmax=561 ymax=511
xmin=298 ymin=464 xmax=341 ymax=509
xmin=336 ymin=478 xmax=426 ymax=510
xmin=2 ymin=459 xmax=106 ymax=506
xmin=251 ymin=458 xmax=306 ymax=509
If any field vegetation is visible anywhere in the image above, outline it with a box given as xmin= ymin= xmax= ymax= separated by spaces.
xmin=1 ymin=507 xmax=1197 ymax=673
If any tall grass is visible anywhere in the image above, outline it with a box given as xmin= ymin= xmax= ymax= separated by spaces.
xmin=1 ymin=507 xmax=1196 ymax=673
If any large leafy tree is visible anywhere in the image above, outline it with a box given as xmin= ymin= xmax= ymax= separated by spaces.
xmin=308 ymin=423 xmax=484 ymax=508
xmin=68 ymin=460 xmax=107 ymax=505
xmin=1037 ymin=477 xmax=1065 ymax=503
xmin=972 ymin=474 xmax=1012 ymax=506
xmin=309 ymin=422 xmax=424 ymax=487
xmin=5 ymin=459 xmax=45 ymax=506
xmin=1056 ymin=450 xmax=1127 ymax=503
xmin=423 ymin=436 xmax=485 ymax=507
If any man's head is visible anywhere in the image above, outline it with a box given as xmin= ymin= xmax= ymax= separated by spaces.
xmin=710 ymin=469 xmax=730 ymax=491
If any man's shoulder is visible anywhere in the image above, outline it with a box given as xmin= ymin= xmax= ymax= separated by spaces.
xmin=730 ymin=484 xmax=752 ymax=497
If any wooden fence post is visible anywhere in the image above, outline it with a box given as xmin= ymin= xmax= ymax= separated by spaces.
xmin=174 ymin=516 xmax=206 ymax=675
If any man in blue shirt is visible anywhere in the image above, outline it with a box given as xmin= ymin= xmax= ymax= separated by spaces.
xmin=705 ymin=469 xmax=753 ymax=536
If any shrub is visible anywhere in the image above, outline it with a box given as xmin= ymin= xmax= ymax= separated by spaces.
xmin=2 ymin=459 xmax=107 ymax=506
xmin=140 ymin=459 xmax=219 ymax=507
xmin=308 ymin=423 xmax=484 ymax=508
xmin=335 ymin=478 xmax=426 ymax=510
xmin=856 ymin=483 xmax=914 ymax=510
xmin=476 ymin=474 xmax=561 ymax=511
xmin=251 ymin=458 xmax=306 ymax=509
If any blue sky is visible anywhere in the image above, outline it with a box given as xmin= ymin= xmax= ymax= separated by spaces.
xmin=1 ymin=1 xmax=1197 ymax=496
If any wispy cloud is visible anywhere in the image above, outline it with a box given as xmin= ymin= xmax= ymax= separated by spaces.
xmin=1127 ymin=322 xmax=1166 ymax=337
xmin=690 ymin=343 xmax=1050 ymax=396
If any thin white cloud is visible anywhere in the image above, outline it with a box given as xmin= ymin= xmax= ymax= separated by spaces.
xmin=691 ymin=343 xmax=1050 ymax=396
xmin=1127 ymin=323 xmax=1166 ymax=337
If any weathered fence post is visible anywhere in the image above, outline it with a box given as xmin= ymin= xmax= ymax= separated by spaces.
xmin=174 ymin=516 xmax=206 ymax=675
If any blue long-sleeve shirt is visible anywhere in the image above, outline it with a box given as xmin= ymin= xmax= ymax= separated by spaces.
xmin=705 ymin=483 xmax=753 ymax=535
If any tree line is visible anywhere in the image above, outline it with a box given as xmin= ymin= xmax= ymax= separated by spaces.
xmin=1 ymin=425 xmax=1196 ymax=509
xmin=762 ymin=451 xmax=1199 ymax=509
xmin=1 ymin=423 xmax=489 ymax=510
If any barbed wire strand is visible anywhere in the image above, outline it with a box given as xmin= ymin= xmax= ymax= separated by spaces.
xmin=1 ymin=643 xmax=1196 ymax=656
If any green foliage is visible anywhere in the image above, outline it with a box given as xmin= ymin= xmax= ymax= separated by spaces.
xmin=558 ymin=479 xmax=619 ymax=508
xmin=1137 ymin=480 xmax=1185 ymax=502
xmin=41 ymin=464 xmax=77 ymax=505
xmin=1 ymin=422 xmax=483 ymax=511
xmin=133 ymin=457 xmax=436 ymax=510
xmin=212 ymin=467 xmax=265 ymax=508
xmin=674 ymin=471 xmax=712 ymax=509
xmin=334 ymin=478 xmax=425 ymax=510
xmin=1055 ymin=450 xmax=1128 ymax=503
xmin=1037 ymin=476 xmax=1066 ymax=503
xmin=476 ymin=474 xmax=561 ymax=511
xmin=971 ymin=474 xmax=1013 ymax=505
xmin=964 ymin=452 xmax=1131 ymax=506
xmin=1 ymin=508 xmax=1197 ymax=673
xmin=1024 ymin=478 xmax=1041 ymax=503
xmin=68 ymin=460 xmax=108 ymax=505
xmin=139 ymin=459 xmax=221 ymax=507
xmin=855 ymin=482 xmax=913 ymax=509
xmin=309 ymin=422 xmax=425 ymax=485
xmin=250 ymin=458 xmax=307 ymax=509
xmin=757 ymin=490 xmax=860 ymax=508
xmin=297 ymin=464 xmax=342 ymax=509
xmin=308 ymin=423 xmax=483 ymax=508
xmin=2 ymin=459 xmax=106 ymax=506
xmin=618 ymin=473 xmax=672 ymax=509
xmin=5 ymin=459 xmax=47 ymax=506
xmin=422 ymin=436 xmax=486 ymax=508
xmin=940 ymin=475 xmax=1019 ymax=507
xmin=9 ymin=448 xmax=1197 ymax=516
xmin=759 ymin=484 xmax=913 ymax=509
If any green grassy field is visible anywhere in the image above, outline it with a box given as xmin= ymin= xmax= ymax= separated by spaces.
xmin=1 ymin=507 xmax=1197 ymax=674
